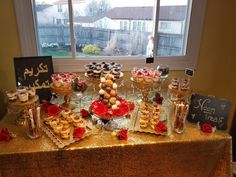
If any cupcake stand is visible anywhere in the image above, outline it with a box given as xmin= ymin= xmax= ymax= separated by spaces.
xmin=50 ymin=84 xmax=72 ymax=109
xmin=8 ymin=95 xmax=39 ymax=126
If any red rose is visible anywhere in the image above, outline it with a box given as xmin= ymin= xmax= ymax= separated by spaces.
xmin=81 ymin=109 xmax=90 ymax=118
xmin=47 ymin=105 xmax=62 ymax=116
xmin=77 ymin=82 xmax=85 ymax=87
xmin=128 ymin=102 xmax=135 ymax=111
xmin=201 ymin=123 xmax=212 ymax=133
xmin=73 ymin=127 xmax=85 ymax=139
xmin=0 ymin=129 xmax=11 ymax=141
xmin=155 ymin=121 xmax=167 ymax=132
xmin=156 ymin=96 xmax=164 ymax=105
xmin=118 ymin=129 xmax=128 ymax=140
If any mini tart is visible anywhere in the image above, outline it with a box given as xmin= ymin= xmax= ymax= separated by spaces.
xmin=150 ymin=124 xmax=156 ymax=130
xmin=152 ymin=115 xmax=160 ymax=121
xmin=60 ymin=128 xmax=71 ymax=139
xmin=72 ymin=115 xmax=82 ymax=123
xmin=53 ymin=123 xmax=63 ymax=134
xmin=150 ymin=119 xmax=158 ymax=126
xmin=141 ymin=110 xmax=149 ymax=115
xmin=61 ymin=109 xmax=71 ymax=118
xmin=49 ymin=119 xmax=59 ymax=129
xmin=140 ymin=119 xmax=149 ymax=124
xmin=60 ymin=119 xmax=69 ymax=125
xmin=140 ymin=123 xmax=148 ymax=128
xmin=140 ymin=114 xmax=149 ymax=120
xmin=74 ymin=119 xmax=87 ymax=128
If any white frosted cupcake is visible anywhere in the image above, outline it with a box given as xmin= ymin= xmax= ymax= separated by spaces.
xmin=28 ymin=87 xmax=36 ymax=98
xmin=18 ymin=92 xmax=29 ymax=102
xmin=6 ymin=91 xmax=17 ymax=101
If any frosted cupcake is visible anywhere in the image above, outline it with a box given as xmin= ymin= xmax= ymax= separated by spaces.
xmin=6 ymin=91 xmax=17 ymax=101
xmin=18 ymin=92 xmax=29 ymax=102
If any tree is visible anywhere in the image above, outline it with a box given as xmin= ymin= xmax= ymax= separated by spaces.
xmin=84 ymin=0 xmax=111 ymax=16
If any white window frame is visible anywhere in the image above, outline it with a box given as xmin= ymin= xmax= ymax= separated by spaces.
xmin=14 ymin=0 xmax=207 ymax=72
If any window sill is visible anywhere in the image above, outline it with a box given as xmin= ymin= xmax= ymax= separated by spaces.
xmin=52 ymin=55 xmax=198 ymax=72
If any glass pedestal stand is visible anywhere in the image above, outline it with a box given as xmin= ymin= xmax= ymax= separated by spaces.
xmin=84 ymin=74 xmax=100 ymax=101
xmin=131 ymin=77 xmax=154 ymax=104
xmin=7 ymin=95 xmax=39 ymax=126
xmin=50 ymin=84 xmax=72 ymax=109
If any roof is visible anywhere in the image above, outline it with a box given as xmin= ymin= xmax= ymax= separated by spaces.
xmin=106 ymin=7 xmax=153 ymax=20
xmin=77 ymin=6 xmax=186 ymax=23
xmin=36 ymin=4 xmax=52 ymax=12
xmin=78 ymin=16 xmax=101 ymax=23
xmin=159 ymin=6 xmax=186 ymax=21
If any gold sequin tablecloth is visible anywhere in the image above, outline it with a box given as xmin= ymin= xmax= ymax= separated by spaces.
xmin=0 ymin=114 xmax=232 ymax=177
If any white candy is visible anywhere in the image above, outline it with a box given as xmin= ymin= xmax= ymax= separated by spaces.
xmin=100 ymin=77 xmax=106 ymax=83
xmin=115 ymin=100 xmax=120 ymax=106
xmin=99 ymin=89 xmax=105 ymax=95
xmin=111 ymin=105 xmax=118 ymax=109
xmin=112 ymin=83 xmax=118 ymax=89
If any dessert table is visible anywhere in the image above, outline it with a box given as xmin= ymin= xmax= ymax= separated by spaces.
xmin=0 ymin=113 xmax=232 ymax=177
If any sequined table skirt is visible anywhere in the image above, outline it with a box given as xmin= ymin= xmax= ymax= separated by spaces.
xmin=0 ymin=114 xmax=232 ymax=177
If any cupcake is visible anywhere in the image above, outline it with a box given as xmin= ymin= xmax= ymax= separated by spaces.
xmin=18 ymin=92 xmax=29 ymax=102
xmin=17 ymin=86 xmax=27 ymax=94
xmin=28 ymin=87 xmax=36 ymax=98
xmin=6 ymin=91 xmax=17 ymax=101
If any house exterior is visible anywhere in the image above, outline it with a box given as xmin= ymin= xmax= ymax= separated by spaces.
xmin=77 ymin=6 xmax=186 ymax=34
xmin=36 ymin=0 xmax=85 ymax=25
xmin=36 ymin=2 xmax=186 ymax=34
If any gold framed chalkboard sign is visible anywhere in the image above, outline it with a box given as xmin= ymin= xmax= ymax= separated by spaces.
xmin=14 ymin=56 xmax=54 ymax=102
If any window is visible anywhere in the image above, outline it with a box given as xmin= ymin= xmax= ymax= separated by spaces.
xmin=58 ymin=4 xmax=62 ymax=12
xmin=56 ymin=19 xmax=62 ymax=25
xmin=120 ymin=21 xmax=128 ymax=30
xmin=14 ymin=0 xmax=207 ymax=72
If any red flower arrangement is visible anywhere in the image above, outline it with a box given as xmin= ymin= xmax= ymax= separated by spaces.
xmin=73 ymin=127 xmax=85 ymax=139
xmin=90 ymin=98 xmax=130 ymax=120
xmin=156 ymin=96 xmax=164 ymax=105
xmin=117 ymin=129 xmax=128 ymax=141
xmin=47 ymin=105 xmax=62 ymax=117
xmin=155 ymin=121 xmax=167 ymax=133
xmin=0 ymin=129 xmax=11 ymax=141
xmin=72 ymin=78 xmax=88 ymax=93
xmin=128 ymin=101 xmax=135 ymax=111
xmin=201 ymin=123 xmax=213 ymax=133
xmin=81 ymin=109 xmax=90 ymax=118
xmin=42 ymin=101 xmax=62 ymax=117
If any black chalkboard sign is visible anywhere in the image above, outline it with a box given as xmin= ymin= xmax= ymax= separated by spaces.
xmin=146 ymin=57 xmax=154 ymax=64
xmin=14 ymin=56 xmax=54 ymax=102
xmin=187 ymin=94 xmax=231 ymax=130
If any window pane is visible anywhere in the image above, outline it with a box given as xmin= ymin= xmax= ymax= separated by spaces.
xmin=73 ymin=0 xmax=154 ymax=57
xmin=157 ymin=0 xmax=190 ymax=57
xmin=34 ymin=0 xmax=72 ymax=57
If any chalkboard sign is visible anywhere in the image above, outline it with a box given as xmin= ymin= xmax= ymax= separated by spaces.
xmin=146 ymin=57 xmax=154 ymax=64
xmin=14 ymin=56 xmax=54 ymax=102
xmin=187 ymin=94 xmax=231 ymax=130
xmin=185 ymin=68 xmax=194 ymax=77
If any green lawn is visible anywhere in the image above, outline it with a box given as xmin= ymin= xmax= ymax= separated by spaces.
xmin=42 ymin=49 xmax=98 ymax=57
